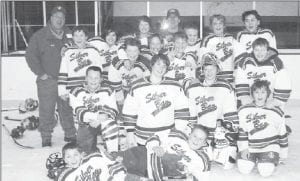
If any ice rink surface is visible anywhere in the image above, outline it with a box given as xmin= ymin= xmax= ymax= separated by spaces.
xmin=2 ymin=100 xmax=300 ymax=181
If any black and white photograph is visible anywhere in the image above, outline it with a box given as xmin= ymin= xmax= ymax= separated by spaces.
xmin=1 ymin=0 xmax=300 ymax=180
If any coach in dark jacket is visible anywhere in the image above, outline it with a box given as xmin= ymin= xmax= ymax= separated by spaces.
xmin=25 ymin=6 xmax=76 ymax=147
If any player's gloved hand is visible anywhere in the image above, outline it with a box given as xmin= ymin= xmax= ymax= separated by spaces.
xmin=152 ymin=146 xmax=165 ymax=157
xmin=239 ymin=149 xmax=250 ymax=160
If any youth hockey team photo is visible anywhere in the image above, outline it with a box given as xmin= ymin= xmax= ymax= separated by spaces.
xmin=1 ymin=1 xmax=300 ymax=181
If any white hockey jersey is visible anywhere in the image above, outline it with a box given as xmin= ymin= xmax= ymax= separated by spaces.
xmin=122 ymin=77 xmax=190 ymax=145
xmin=88 ymin=36 xmax=127 ymax=80
xmin=185 ymin=39 xmax=202 ymax=59
xmin=164 ymin=52 xmax=197 ymax=85
xmin=56 ymin=152 xmax=126 ymax=181
xmin=58 ymin=44 xmax=105 ymax=96
xmin=185 ymin=78 xmax=238 ymax=139
xmin=235 ymin=49 xmax=292 ymax=104
xmin=238 ymin=103 xmax=288 ymax=158
xmin=200 ymin=33 xmax=245 ymax=83
xmin=237 ymin=28 xmax=277 ymax=53
xmin=147 ymin=129 xmax=210 ymax=181
xmin=108 ymin=55 xmax=151 ymax=103
xmin=69 ymin=85 xmax=119 ymax=152
xmin=87 ymin=36 xmax=109 ymax=55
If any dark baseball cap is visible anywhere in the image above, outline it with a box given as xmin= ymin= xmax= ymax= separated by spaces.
xmin=51 ymin=6 xmax=66 ymax=16
xmin=167 ymin=9 xmax=180 ymax=18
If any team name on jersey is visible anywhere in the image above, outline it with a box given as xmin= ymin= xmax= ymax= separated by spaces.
xmin=145 ymin=92 xmax=171 ymax=116
xmin=195 ymin=96 xmax=217 ymax=117
xmin=168 ymin=63 xmax=186 ymax=80
xmin=171 ymin=144 xmax=191 ymax=162
xmin=247 ymin=72 xmax=266 ymax=79
xmin=246 ymin=41 xmax=252 ymax=50
xmin=75 ymin=165 xmax=101 ymax=181
xmin=102 ymin=50 xmax=117 ymax=63
xmin=216 ymin=42 xmax=233 ymax=62
xmin=121 ymin=73 xmax=137 ymax=86
xmin=69 ymin=52 xmax=92 ymax=72
xmin=168 ymin=63 xmax=185 ymax=71
xmin=83 ymin=96 xmax=100 ymax=111
xmin=246 ymin=113 xmax=269 ymax=135
xmin=70 ymin=52 xmax=89 ymax=62
xmin=216 ymin=42 xmax=233 ymax=54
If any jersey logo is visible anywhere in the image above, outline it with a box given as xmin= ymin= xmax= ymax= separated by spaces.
xmin=216 ymin=42 xmax=233 ymax=62
xmin=83 ymin=96 xmax=100 ymax=112
xmin=121 ymin=73 xmax=137 ymax=87
xmin=171 ymin=144 xmax=191 ymax=162
xmin=246 ymin=41 xmax=252 ymax=50
xmin=75 ymin=165 xmax=102 ymax=181
xmin=102 ymin=50 xmax=117 ymax=63
xmin=145 ymin=92 xmax=171 ymax=116
xmin=70 ymin=52 xmax=92 ymax=72
xmin=246 ymin=113 xmax=269 ymax=135
xmin=195 ymin=96 xmax=217 ymax=117
xmin=168 ymin=63 xmax=186 ymax=80
xmin=247 ymin=72 xmax=266 ymax=80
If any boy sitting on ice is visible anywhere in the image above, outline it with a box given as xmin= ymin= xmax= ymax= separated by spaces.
xmin=237 ymin=80 xmax=288 ymax=177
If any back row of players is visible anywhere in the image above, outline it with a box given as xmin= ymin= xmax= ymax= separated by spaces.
xmin=56 ymin=9 xmax=291 ymax=180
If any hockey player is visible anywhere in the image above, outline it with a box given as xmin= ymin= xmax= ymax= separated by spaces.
xmin=89 ymin=29 xmax=127 ymax=80
xmin=200 ymin=14 xmax=245 ymax=84
xmin=184 ymin=24 xmax=201 ymax=58
xmin=69 ymin=66 xmax=119 ymax=154
xmin=56 ymin=142 xmax=126 ymax=181
xmin=164 ymin=32 xmax=197 ymax=85
xmin=147 ymin=127 xmax=211 ymax=181
xmin=122 ymin=54 xmax=191 ymax=146
xmin=58 ymin=26 xmax=106 ymax=100
xmin=108 ymin=38 xmax=151 ymax=110
xmin=237 ymin=80 xmax=288 ymax=177
xmin=134 ymin=15 xmax=153 ymax=48
xmin=235 ymin=38 xmax=292 ymax=108
xmin=116 ymin=125 xmax=210 ymax=181
xmin=140 ymin=33 xmax=165 ymax=62
xmin=185 ymin=52 xmax=239 ymax=169
xmin=87 ymin=35 xmax=109 ymax=56
xmin=237 ymin=10 xmax=277 ymax=53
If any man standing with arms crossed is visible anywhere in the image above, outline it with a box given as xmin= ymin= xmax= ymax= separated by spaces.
xmin=25 ymin=6 xmax=76 ymax=147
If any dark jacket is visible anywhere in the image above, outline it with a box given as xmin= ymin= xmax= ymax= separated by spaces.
xmin=25 ymin=24 xmax=72 ymax=79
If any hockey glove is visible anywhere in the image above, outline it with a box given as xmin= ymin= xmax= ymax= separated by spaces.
xmin=46 ymin=152 xmax=66 ymax=179
xmin=21 ymin=116 xmax=39 ymax=130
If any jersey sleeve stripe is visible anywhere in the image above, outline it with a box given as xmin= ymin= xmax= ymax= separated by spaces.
xmin=135 ymin=124 xmax=175 ymax=132
xmin=151 ymin=153 xmax=164 ymax=181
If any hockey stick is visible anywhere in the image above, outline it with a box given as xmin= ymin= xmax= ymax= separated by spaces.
xmin=2 ymin=124 xmax=34 ymax=149
xmin=4 ymin=116 xmax=22 ymax=122
xmin=1 ymin=107 xmax=27 ymax=114
xmin=1 ymin=108 xmax=20 ymax=112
